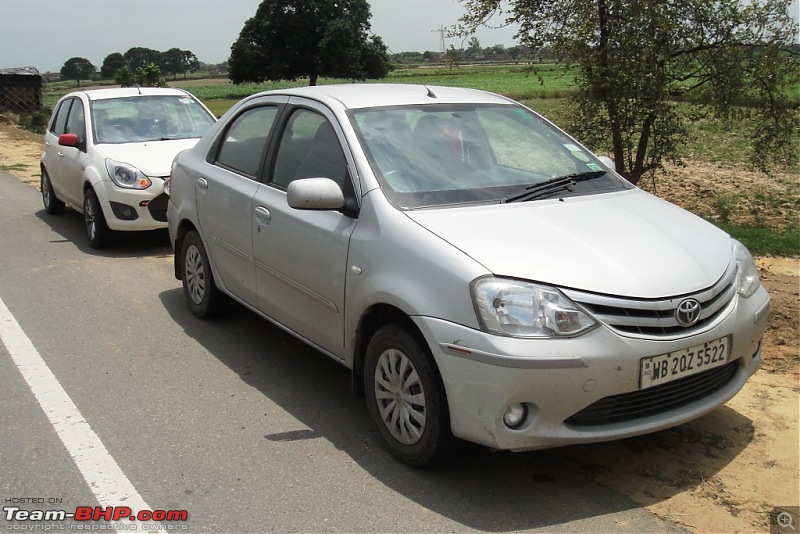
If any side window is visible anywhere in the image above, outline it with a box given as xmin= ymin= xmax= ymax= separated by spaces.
xmin=215 ymin=106 xmax=278 ymax=177
xmin=272 ymin=109 xmax=347 ymax=189
xmin=50 ymin=99 xmax=72 ymax=136
xmin=64 ymin=99 xmax=86 ymax=142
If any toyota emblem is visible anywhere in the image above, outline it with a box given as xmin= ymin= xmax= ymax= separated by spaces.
xmin=676 ymin=298 xmax=702 ymax=327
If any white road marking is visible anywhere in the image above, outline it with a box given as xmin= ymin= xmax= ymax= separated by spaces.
xmin=0 ymin=295 xmax=152 ymax=515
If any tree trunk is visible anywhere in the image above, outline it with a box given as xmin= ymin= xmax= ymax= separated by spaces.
xmin=309 ymin=73 xmax=318 ymax=86
xmin=596 ymin=0 xmax=628 ymax=181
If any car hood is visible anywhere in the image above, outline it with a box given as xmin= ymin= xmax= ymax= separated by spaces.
xmin=405 ymin=189 xmax=732 ymax=299
xmin=98 ymin=139 xmax=201 ymax=177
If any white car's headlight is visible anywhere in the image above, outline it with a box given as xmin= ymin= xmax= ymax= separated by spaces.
xmin=105 ymin=159 xmax=152 ymax=189
xmin=471 ymin=277 xmax=597 ymax=338
xmin=732 ymin=239 xmax=760 ymax=298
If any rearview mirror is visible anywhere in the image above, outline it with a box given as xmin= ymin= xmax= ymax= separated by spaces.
xmin=287 ymin=177 xmax=345 ymax=211
xmin=58 ymin=133 xmax=80 ymax=147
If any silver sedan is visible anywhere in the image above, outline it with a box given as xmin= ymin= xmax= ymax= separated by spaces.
xmin=167 ymin=84 xmax=770 ymax=466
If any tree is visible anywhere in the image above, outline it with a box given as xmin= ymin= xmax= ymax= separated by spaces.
xmin=229 ymin=0 xmax=392 ymax=86
xmin=60 ymin=57 xmax=95 ymax=87
xmin=100 ymin=53 xmax=125 ymax=79
xmin=163 ymin=48 xmax=200 ymax=80
xmin=465 ymin=36 xmax=482 ymax=59
xmin=114 ymin=64 xmax=165 ymax=87
xmin=444 ymin=45 xmax=463 ymax=70
xmin=123 ymin=47 xmax=162 ymax=71
xmin=459 ymin=0 xmax=800 ymax=184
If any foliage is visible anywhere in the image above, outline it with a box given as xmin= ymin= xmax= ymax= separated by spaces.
xmin=60 ymin=57 xmax=95 ymax=87
xmin=444 ymin=45 xmax=463 ymax=70
xmin=228 ymin=0 xmax=392 ymax=86
xmin=100 ymin=53 xmax=125 ymax=79
xmin=114 ymin=64 xmax=165 ymax=87
xmin=123 ymin=47 xmax=162 ymax=71
xmin=459 ymin=0 xmax=800 ymax=185
xmin=162 ymin=48 xmax=200 ymax=80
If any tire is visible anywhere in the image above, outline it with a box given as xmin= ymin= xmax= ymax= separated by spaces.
xmin=41 ymin=169 xmax=65 ymax=214
xmin=84 ymin=188 xmax=112 ymax=249
xmin=364 ymin=323 xmax=460 ymax=467
xmin=180 ymin=230 xmax=230 ymax=318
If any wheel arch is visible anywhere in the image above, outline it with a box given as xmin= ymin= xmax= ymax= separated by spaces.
xmin=351 ymin=304 xmax=429 ymax=398
xmin=172 ymin=219 xmax=199 ymax=280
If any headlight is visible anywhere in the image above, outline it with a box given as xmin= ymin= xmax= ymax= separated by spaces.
xmin=471 ymin=277 xmax=597 ymax=338
xmin=105 ymin=159 xmax=152 ymax=189
xmin=732 ymin=239 xmax=760 ymax=298
xmin=163 ymin=175 xmax=171 ymax=196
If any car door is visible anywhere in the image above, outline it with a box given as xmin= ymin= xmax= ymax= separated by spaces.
xmin=43 ymin=98 xmax=75 ymax=204
xmin=59 ymin=97 xmax=88 ymax=207
xmin=195 ymin=99 xmax=284 ymax=306
xmin=253 ymin=103 xmax=358 ymax=358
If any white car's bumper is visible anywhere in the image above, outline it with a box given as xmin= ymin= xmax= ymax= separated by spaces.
xmin=94 ymin=179 xmax=168 ymax=231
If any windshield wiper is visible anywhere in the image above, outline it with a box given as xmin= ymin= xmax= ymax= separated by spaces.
xmin=502 ymin=170 xmax=607 ymax=203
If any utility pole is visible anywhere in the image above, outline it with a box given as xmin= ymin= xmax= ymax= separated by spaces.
xmin=432 ymin=25 xmax=446 ymax=53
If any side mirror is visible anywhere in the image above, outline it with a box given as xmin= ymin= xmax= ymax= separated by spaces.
xmin=597 ymin=155 xmax=616 ymax=171
xmin=58 ymin=133 xmax=80 ymax=147
xmin=287 ymin=177 xmax=345 ymax=211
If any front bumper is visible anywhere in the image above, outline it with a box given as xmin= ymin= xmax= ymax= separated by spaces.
xmin=413 ymin=285 xmax=770 ymax=451
xmin=94 ymin=179 xmax=168 ymax=232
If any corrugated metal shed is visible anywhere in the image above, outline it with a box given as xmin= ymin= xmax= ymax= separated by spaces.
xmin=0 ymin=67 xmax=43 ymax=111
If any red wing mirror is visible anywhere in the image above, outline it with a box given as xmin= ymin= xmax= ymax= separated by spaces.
xmin=58 ymin=133 xmax=79 ymax=147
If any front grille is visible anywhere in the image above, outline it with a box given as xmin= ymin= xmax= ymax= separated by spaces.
xmin=147 ymin=192 xmax=169 ymax=222
xmin=565 ymin=360 xmax=738 ymax=427
xmin=563 ymin=258 xmax=738 ymax=339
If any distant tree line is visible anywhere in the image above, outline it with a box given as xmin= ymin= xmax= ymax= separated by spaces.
xmin=59 ymin=47 xmax=203 ymax=86
xmin=389 ymin=41 xmax=537 ymax=66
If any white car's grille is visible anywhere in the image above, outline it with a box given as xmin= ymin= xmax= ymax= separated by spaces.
xmin=563 ymin=259 xmax=738 ymax=339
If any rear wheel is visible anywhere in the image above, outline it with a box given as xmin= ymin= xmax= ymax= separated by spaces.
xmin=84 ymin=188 xmax=112 ymax=249
xmin=364 ymin=323 xmax=460 ymax=467
xmin=180 ymin=230 xmax=230 ymax=318
xmin=41 ymin=169 xmax=65 ymax=214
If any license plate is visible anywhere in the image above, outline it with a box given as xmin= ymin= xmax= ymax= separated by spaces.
xmin=640 ymin=336 xmax=730 ymax=389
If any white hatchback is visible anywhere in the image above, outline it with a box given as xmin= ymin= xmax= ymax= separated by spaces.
xmin=40 ymin=87 xmax=216 ymax=248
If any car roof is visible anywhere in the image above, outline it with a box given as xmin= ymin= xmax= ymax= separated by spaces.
xmin=69 ymin=87 xmax=194 ymax=101
xmin=253 ymin=84 xmax=515 ymax=110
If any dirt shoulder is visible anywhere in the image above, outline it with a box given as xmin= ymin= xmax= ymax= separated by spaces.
xmin=1 ymin=122 xmax=797 ymax=533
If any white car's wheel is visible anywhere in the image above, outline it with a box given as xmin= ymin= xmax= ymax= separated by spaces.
xmin=84 ymin=188 xmax=112 ymax=249
xmin=41 ymin=169 xmax=65 ymax=215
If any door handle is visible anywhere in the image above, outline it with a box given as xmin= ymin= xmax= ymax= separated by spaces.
xmin=197 ymin=177 xmax=208 ymax=190
xmin=254 ymin=206 xmax=271 ymax=227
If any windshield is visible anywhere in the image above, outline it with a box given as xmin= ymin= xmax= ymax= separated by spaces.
xmin=90 ymin=95 xmax=215 ymax=144
xmin=351 ymin=104 xmax=629 ymax=208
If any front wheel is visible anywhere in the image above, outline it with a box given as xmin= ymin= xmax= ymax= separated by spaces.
xmin=84 ymin=188 xmax=112 ymax=249
xmin=180 ymin=230 xmax=230 ymax=318
xmin=364 ymin=323 xmax=460 ymax=467
xmin=41 ymin=169 xmax=65 ymax=214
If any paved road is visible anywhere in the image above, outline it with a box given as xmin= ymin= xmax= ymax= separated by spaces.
xmin=0 ymin=170 xmax=683 ymax=533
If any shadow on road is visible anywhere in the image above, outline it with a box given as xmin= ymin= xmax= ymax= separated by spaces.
xmin=35 ymin=206 xmax=172 ymax=258
xmin=159 ymin=287 xmax=752 ymax=531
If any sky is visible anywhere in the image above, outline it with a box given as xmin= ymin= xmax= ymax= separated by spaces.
xmin=0 ymin=0 xmax=798 ymax=73
xmin=0 ymin=0 xmax=520 ymax=73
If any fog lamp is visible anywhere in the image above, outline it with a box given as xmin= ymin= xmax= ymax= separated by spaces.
xmin=503 ymin=403 xmax=528 ymax=429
